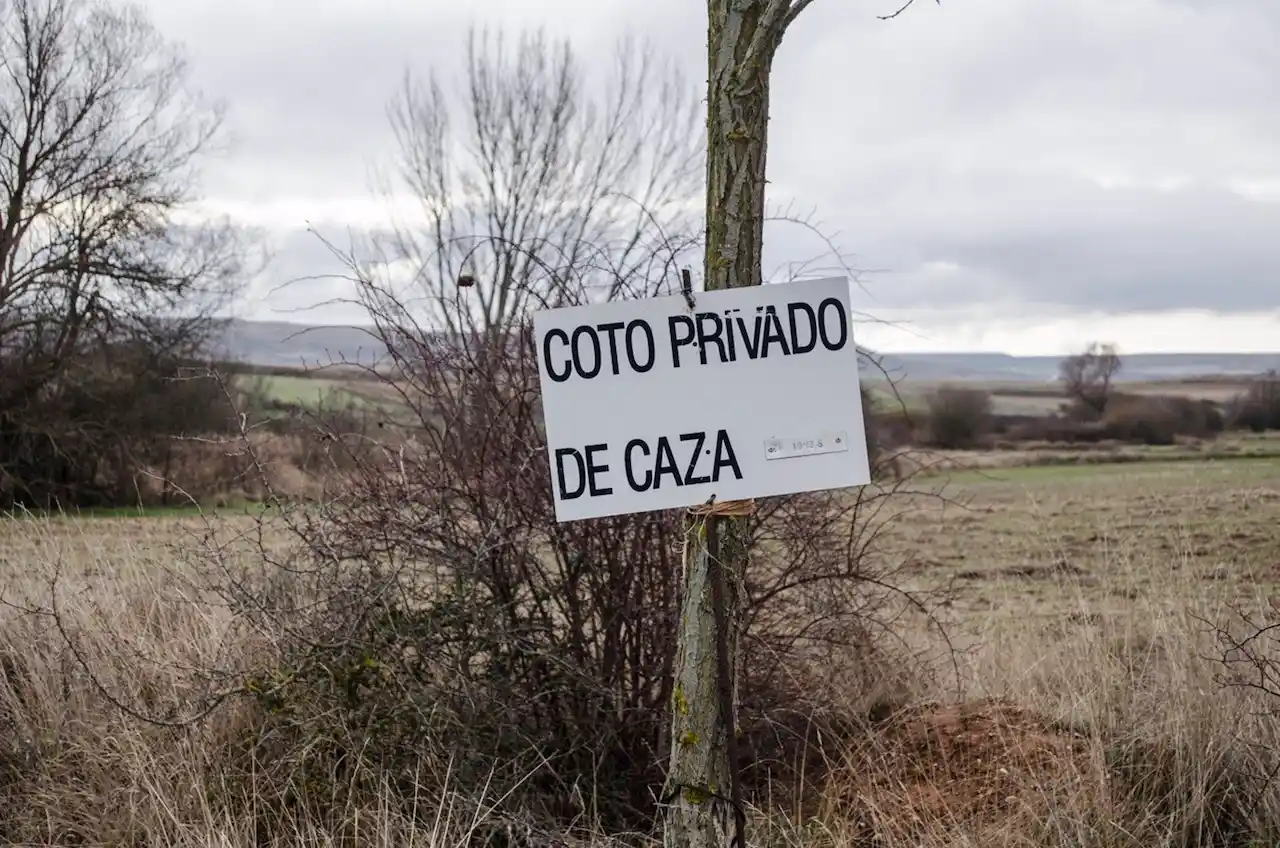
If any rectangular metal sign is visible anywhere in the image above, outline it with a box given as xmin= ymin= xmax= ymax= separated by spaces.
xmin=533 ymin=276 xmax=872 ymax=522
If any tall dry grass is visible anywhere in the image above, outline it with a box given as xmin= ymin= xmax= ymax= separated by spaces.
xmin=0 ymin=513 xmax=1278 ymax=846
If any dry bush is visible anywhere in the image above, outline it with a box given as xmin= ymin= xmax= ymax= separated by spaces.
xmin=1228 ymin=372 xmax=1280 ymax=432
xmin=924 ymin=387 xmax=993 ymax=449
xmin=0 ymin=353 xmax=262 ymax=510
xmin=989 ymin=412 xmax=1047 ymax=438
xmin=3 ymin=487 xmax=1280 ymax=845
xmin=0 ymin=519 xmax=642 ymax=846
xmin=1102 ymin=397 xmax=1180 ymax=446
xmin=164 ymin=24 xmax=948 ymax=839
xmin=0 ymin=519 xmax=256 ymax=844
xmin=1002 ymin=414 xmax=1110 ymax=445
xmin=121 ymin=372 xmax=394 ymax=508
xmin=859 ymin=382 xmax=916 ymax=481
xmin=1060 ymin=342 xmax=1123 ymax=420
xmin=784 ymin=553 xmax=1280 ymax=848
xmin=1170 ymin=395 xmax=1227 ymax=437
xmin=189 ymin=319 xmax=943 ymax=839
xmin=1102 ymin=395 xmax=1226 ymax=446
xmin=996 ymin=397 xmax=1225 ymax=449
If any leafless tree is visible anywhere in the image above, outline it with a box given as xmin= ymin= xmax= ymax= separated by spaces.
xmin=0 ymin=0 xmax=251 ymax=505
xmin=1060 ymin=341 xmax=1123 ymax=418
xmin=1229 ymin=370 xmax=1280 ymax=432
xmin=113 ymin=22 xmax=950 ymax=841
xmin=666 ymin=2 xmax=939 ymax=846
xmin=355 ymin=26 xmax=703 ymax=341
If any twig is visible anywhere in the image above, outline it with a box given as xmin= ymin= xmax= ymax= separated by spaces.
xmin=878 ymin=0 xmax=940 ymax=21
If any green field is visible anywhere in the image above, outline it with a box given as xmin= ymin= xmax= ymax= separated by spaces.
xmin=863 ymin=375 xmax=1253 ymax=416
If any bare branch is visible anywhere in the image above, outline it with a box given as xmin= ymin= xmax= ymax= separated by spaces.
xmin=783 ymin=0 xmax=820 ymax=29
xmin=878 ymin=0 xmax=940 ymax=21
xmin=346 ymin=26 xmax=702 ymax=339
xmin=1059 ymin=341 xmax=1123 ymax=418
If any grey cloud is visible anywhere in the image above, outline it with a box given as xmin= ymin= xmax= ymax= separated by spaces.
xmin=234 ymin=226 xmax=364 ymax=323
xmin=147 ymin=0 xmax=1280 ymax=321
xmin=798 ymin=169 xmax=1280 ymax=313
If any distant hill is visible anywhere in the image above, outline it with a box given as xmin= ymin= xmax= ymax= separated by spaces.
xmin=212 ymin=319 xmax=1280 ymax=383
xmin=871 ymin=351 xmax=1280 ymax=383
xmin=214 ymin=320 xmax=389 ymax=369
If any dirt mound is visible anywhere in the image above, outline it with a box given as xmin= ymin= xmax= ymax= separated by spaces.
xmin=842 ymin=698 xmax=1089 ymax=839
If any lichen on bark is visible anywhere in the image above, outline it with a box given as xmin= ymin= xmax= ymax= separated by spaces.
xmin=663 ymin=8 xmax=809 ymax=848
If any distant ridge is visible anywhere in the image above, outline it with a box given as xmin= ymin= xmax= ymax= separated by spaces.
xmin=213 ymin=319 xmax=1280 ymax=383
xmin=215 ymin=320 xmax=389 ymax=370
xmin=872 ymin=351 xmax=1280 ymax=383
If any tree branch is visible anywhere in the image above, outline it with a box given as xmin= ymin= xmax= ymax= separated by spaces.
xmin=878 ymin=0 xmax=940 ymax=21
xmin=783 ymin=0 xmax=820 ymax=30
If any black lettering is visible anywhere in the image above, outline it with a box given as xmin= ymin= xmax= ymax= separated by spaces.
xmin=555 ymin=448 xmax=586 ymax=499
xmin=653 ymin=437 xmax=682 ymax=489
xmin=787 ymin=302 xmax=817 ymax=355
xmin=711 ymin=430 xmax=743 ymax=482
xmin=571 ymin=326 xmax=602 ymax=378
xmin=624 ymin=439 xmax=652 ymax=491
xmin=584 ymin=443 xmax=612 ymax=496
xmin=759 ymin=306 xmax=791 ymax=358
xmin=679 ymin=432 xmax=709 ymax=485
xmin=597 ymin=321 xmax=625 ymax=375
xmin=543 ymin=329 xmax=572 ymax=382
xmin=625 ymin=320 xmax=656 ymax=373
xmin=817 ymin=297 xmax=848 ymax=351
xmin=734 ymin=311 xmax=762 ymax=359
xmin=668 ymin=315 xmax=696 ymax=368
xmin=696 ymin=312 xmax=727 ymax=365
xmin=723 ymin=310 xmax=738 ymax=361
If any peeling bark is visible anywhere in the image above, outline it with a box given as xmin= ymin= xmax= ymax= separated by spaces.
xmin=664 ymin=2 xmax=807 ymax=847
xmin=665 ymin=519 xmax=749 ymax=848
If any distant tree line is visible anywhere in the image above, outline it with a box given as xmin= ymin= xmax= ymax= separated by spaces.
xmin=893 ymin=343 xmax=1280 ymax=451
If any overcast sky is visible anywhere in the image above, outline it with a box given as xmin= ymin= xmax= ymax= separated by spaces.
xmin=144 ymin=0 xmax=1280 ymax=355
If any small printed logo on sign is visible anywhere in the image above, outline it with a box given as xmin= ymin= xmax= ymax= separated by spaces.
xmin=764 ymin=431 xmax=849 ymax=461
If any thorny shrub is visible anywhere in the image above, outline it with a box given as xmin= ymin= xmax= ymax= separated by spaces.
xmin=187 ymin=310 xmax=948 ymax=838
xmin=924 ymin=387 xmax=993 ymax=449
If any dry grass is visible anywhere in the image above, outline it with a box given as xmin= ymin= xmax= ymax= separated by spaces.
xmin=1 ymin=456 xmax=1279 ymax=845
xmin=901 ymin=432 xmax=1280 ymax=475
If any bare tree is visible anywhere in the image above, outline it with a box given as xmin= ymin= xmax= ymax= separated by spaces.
xmin=356 ymin=26 xmax=703 ymax=341
xmin=666 ymin=2 xmax=936 ymax=847
xmin=0 ymin=0 xmax=250 ymax=505
xmin=109 ymin=20 xmax=950 ymax=842
xmin=1059 ymin=341 xmax=1123 ymax=419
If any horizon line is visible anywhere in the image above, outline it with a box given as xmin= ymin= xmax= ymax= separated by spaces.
xmin=215 ymin=318 xmax=1280 ymax=359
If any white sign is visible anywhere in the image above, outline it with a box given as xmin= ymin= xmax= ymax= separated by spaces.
xmin=533 ymin=276 xmax=871 ymax=522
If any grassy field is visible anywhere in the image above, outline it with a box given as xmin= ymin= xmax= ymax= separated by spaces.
xmin=898 ymin=458 xmax=1280 ymax=622
xmin=239 ymin=365 xmax=1255 ymax=423
xmin=902 ymin=431 xmax=1280 ymax=474
xmin=1 ymin=450 xmax=1278 ymax=843
xmin=863 ymin=376 xmax=1253 ymax=416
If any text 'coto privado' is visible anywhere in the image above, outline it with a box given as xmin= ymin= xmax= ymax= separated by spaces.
xmin=541 ymin=297 xmax=849 ymax=383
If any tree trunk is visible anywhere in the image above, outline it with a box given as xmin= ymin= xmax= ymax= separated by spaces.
xmin=664 ymin=2 xmax=799 ymax=847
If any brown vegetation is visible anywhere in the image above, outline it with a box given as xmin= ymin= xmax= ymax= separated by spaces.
xmin=1060 ymin=342 xmax=1123 ymax=418
xmin=1229 ymin=372 xmax=1280 ymax=432
xmin=0 ymin=0 xmax=255 ymax=510
xmin=3 ymin=4 xmax=1280 ymax=846
xmin=3 ymin=460 xmax=1280 ymax=844
xmin=924 ymin=386 xmax=993 ymax=449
